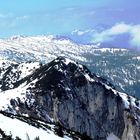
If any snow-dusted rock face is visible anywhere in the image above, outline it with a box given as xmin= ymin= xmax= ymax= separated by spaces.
xmin=0 ymin=35 xmax=140 ymax=98
xmin=0 ymin=57 xmax=140 ymax=140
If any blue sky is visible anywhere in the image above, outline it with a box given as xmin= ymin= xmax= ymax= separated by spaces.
xmin=0 ymin=0 xmax=140 ymax=48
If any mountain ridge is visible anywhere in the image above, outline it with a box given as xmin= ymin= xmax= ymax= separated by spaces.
xmin=0 ymin=57 xmax=139 ymax=140
xmin=0 ymin=35 xmax=139 ymax=98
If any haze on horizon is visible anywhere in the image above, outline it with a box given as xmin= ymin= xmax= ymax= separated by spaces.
xmin=0 ymin=0 xmax=140 ymax=49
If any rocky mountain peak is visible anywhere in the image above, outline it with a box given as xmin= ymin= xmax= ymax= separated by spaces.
xmin=0 ymin=57 xmax=140 ymax=140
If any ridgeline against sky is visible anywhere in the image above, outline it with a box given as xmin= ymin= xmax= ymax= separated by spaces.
xmin=0 ymin=0 xmax=140 ymax=49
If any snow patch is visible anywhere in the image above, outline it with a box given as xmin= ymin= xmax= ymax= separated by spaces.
xmin=107 ymin=133 xmax=120 ymax=140
xmin=0 ymin=113 xmax=71 ymax=140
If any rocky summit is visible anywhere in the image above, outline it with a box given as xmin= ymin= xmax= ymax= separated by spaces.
xmin=0 ymin=57 xmax=140 ymax=140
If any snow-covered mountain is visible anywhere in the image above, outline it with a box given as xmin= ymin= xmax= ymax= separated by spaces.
xmin=0 ymin=35 xmax=140 ymax=98
xmin=0 ymin=57 xmax=140 ymax=140
xmin=0 ymin=111 xmax=71 ymax=140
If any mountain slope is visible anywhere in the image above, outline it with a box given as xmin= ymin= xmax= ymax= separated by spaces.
xmin=0 ymin=57 xmax=140 ymax=140
xmin=0 ymin=112 xmax=71 ymax=140
xmin=0 ymin=35 xmax=139 ymax=97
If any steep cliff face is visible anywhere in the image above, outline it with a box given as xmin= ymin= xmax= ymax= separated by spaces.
xmin=0 ymin=57 xmax=140 ymax=140
xmin=121 ymin=111 xmax=140 ymax=140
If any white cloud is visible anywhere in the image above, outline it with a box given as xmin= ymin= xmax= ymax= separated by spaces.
xmin=107 ymin=23 xmax=131 ymax=34
xmin=72 ymin=30 xmax=86 ymax=36
xmin=77 ymin=31 xmax=85 ymax=36
xmin=71 ymin=29 xmax=95 ymax=36
xmin=0 ymin=13 xmax=13 ymax=19
xmin=130 ymin=25 xmax=140 ymax=47
xmin=16 ymin=15 xmax=29 ymax=20
xmin=92 ymin=23 xmax=140 ymax=47
xmin=0 ymin=14 xmax=30 ymax=29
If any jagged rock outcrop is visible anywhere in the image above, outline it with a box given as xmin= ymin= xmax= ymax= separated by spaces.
xmin=0 ymin=57 xmax=140 ymax=140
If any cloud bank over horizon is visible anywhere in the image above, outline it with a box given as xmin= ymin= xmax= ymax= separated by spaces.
xmin=92 ymin=23 xmax=140 ymax=47
xmin=72 ymin=23 xmax=140 ymax=48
